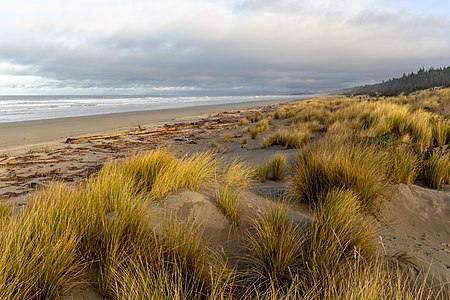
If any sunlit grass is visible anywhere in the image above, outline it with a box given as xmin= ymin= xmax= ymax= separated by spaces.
xmin=423 ymin=151 xmax=450 ymax=189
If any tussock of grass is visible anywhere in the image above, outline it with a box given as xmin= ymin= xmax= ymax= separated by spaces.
xmin=423 ymin=151 xmax=450 ymax=189
xmin=267 ymin=153 xmax=287 ymax=181
xmin=381 ymin=145 xmax=421 ymax=184
xmin=223 ymin=134 xmax=233 ymax=143
xmin=215 ymin=186 xmax=240 ymax=226
xmin=0 ymin=202 xmax=11 ymax=225
xmin=300 ymin=189 xmax=377 ymax=296
xmin=0 ymin=184 xmax=84 ymax=300
xmin=215 ymin=159 xmax=253 ymax=225
xmin=240 ymin=118 xmax=250 ymax=126
xmin=246 ymin=112 xmax=264 ymax=123
xmin=255 ymin=164 xmax=268 ymax=182
xmin=262 ymin=129 xmax=310 ymax=149
xmin=251 ymin=128 xmax=259 ymax=139
xmin=431 ymin=117 xmax=450 ymax=146
xmin=245 ymin=203 xmax=303 ymax=290
xmin=288 ymin=139 xmax=385 ymax=211
xmin=106 ymin=221 xmax=233 ymax=300
xmin=115 ymin=150 xmax=216 ymax=200
xmin=250 ymin=118 xmax=271 ymax=139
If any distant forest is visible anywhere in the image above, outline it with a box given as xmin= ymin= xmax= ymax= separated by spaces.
xmin=345 ymin=66 xmax=450 ymax=96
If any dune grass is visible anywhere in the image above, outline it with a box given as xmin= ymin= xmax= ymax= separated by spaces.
xmin=423 ymin=151 xmax=450 ymax=189
xmin=223 ymin=134 xmax=233 ymax=143
xmin=299 ymin=189 xmax=377 ymax=297
xmin=105 ymin=220 xmax=234 ymax=300
xmin=288 ymin=139 xmax=386 ymax=211
xmin=0 ymin=202 xmax=11 ymax=225
xmin=255 ymin=164 xmax=268 ymax=182
xmin=0 ymin=184 xmax=84 ymax=300
xmin=262 ymin=129 xmax=311 ymax=149
xmin=267 ymin=153 xmax=287 ymax=181
xmin=114 ymin=150 xmax=216 ymax=200
xmin=431 ymin=117 xmax=450 ymax=146
xmin=380 ymin=145 xmax=421 ymax=184
xmin=215 ymin=159 xmax=253 ymax=225
xmin=1 ymin=90 xmax=449 ymax=299
xmin=240 ymin=118 xmax=250 ymax=126
xmin=245 ymin=203 xmax=303 ymax=292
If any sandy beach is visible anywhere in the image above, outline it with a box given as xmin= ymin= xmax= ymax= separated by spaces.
xmin=0 ymin=93 xmax=448 ymax=299
xmin=0 ymin=98 xmax=293 ymax=152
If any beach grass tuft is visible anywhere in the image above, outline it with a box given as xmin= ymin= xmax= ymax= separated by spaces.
xmin=423 ymin=151 xmax=450 ymax=189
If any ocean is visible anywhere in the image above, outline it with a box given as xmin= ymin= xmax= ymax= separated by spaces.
xmin=0 ymin=94 xmax=309 ymax=124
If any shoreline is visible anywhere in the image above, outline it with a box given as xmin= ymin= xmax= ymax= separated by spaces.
xmin=0 ymin=97 xmax=306 ymax=153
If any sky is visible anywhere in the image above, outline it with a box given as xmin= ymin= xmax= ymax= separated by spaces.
xmin=0 ymin=0 xmax=449 ymax=95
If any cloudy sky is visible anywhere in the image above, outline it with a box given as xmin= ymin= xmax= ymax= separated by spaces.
xmin=0 ymin=0 xmax=449 ymax=95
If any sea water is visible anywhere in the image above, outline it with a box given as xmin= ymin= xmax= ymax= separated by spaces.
xmin=0 ymin=94 xmax=310 ymax=124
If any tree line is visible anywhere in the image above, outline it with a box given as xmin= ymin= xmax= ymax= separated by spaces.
xmin=345 ymin=66 xmax=450 ymax=96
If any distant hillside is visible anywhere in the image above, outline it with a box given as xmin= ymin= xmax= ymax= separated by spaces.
xmin=345 ymin=66 xmax=450 ymax=96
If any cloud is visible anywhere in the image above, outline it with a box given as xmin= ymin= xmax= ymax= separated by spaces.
xmin=0 ymin=0 xmax=449 ymax=94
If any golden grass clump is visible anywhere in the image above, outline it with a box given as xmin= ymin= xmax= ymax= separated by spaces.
xmin=104 ymin=220 xmax=234 ymax=300
xmin=255 ymin=164 xmax=268 ymax=182
xmin=245 ymin=203 xmax=303 ymax=291
xmin=0 ymin=202 xmax=11 ymax=225
xmin=288 ymin=140 xmax=385 ymax=211
xmin=215 ymin=159 xmax=253 ymax=225
xmin=423 ymin=151 xmax=450 ymax=189
xmin=380 ymin=145 xmax=421 ymax=184
xmin=240 ymin=118 xmax=251 ymax=126
xmin=115 ymin=149 xmax=216 ymax=200
xmin=300 ymin=189 xmax=377 ymax=296
xmin=262 ymin=129 xmax=310 ymax=149
xmin=250 ymin=118 xmax=272 ymax=140
xmin=431 ymin=117 xmax=450 ymax=146
xmin=223 ymin=134 xmax=233 ymax=143
xmin=402 ymin=110 xmax=433 ymax=151
xmin=246 ymin=111 xmax=264 ymax=123
xmin=0 ymin=184 xmax=84 ymax=300
xmin=267 ymin=153 xmax=287 ymax=181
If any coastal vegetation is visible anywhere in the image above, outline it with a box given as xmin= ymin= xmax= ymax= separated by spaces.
xmin=0 ymin=88 xmax=449 ymax=299
xmin=347 ymin=66 xmax=450 ymax=96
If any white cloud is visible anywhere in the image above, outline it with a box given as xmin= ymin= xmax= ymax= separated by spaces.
xmin=0 ymin=0 xmax=448 ymax=93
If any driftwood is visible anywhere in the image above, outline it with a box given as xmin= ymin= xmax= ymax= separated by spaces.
xmin=65 ymin=125 xmax=193 ymax=143
xmin=2 ymin=159 xmax=64 ymax=166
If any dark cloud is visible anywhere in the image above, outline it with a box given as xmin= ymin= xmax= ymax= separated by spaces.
xmin=0 ymin=0 xmax=449 ymax=94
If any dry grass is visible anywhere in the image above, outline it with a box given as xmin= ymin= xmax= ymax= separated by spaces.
xmin=288 ymin=139 xmax=386 ymax=211
xmin=245 ymin=203 xmax=303 ymax=292
xmin=299 ymin=189 xmax=377 ymax=296
xmin=255 ymin=164 xmax=268 ymax=182
xmin=215 ymin=159 xmax=253 ymax=225
xmin=0 ymin=202 xmax=11 ymax=225
xmin=431 ymin=117 xmax=450 ymax=146
xmin=423 ymin=151 xmax=450 ymax=189
xmin=267 ymin=153 xmax=287 ymax=181
xmin=0 ymin=184 xmax=84 ymax=300
xmin=240 ymin=118 xmax=251 ymax=126
xmin=105 ymin=221 xmax=234 ymax=300
xmin=223 ymin=134 xmax=233 ymax=143
xmin=114 ymin=150 xmax=216 ymax=200
xmin=380 ymin=145 xmax=421 ymax=184
xmin=262 ymin=129 xmax=310 ymax=149
xmin=246 ymin=111 xmax=264 ymax=123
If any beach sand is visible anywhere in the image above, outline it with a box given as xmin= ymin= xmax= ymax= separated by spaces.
xmin=0 ymin=96 xmax=448 ymax=299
